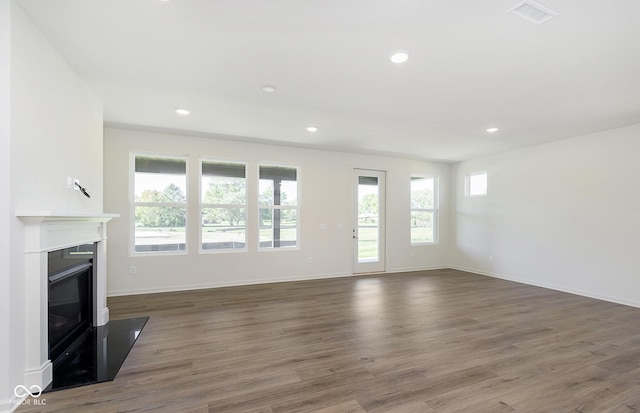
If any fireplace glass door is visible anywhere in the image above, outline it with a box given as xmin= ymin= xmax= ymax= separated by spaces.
xmin=48 ymin=244 xmax=95 ymax=364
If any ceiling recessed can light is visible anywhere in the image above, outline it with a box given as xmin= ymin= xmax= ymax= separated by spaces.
xmin=262 ymin=85 xmax=276 ymax=93
xmin=175 ymin=108 xmax=190 ymax=116
xmin=306 ymin=126 xmax=318 ymax=133
xmin=390 ymin=51 xmax=409 ymax=64
xmin=486 ymin=127 xmax=499 ymax=133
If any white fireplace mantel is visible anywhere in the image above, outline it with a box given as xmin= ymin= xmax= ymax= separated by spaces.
xmin=16 ymin=211 xmax=119 ymax=391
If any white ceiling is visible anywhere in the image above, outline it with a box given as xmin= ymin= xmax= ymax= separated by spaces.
xmin=16 ymin=0 xmax=640 ymax=162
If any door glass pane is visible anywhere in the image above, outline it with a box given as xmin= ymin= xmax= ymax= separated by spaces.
xmin=358 ymin=176 xmax=379 ymax=263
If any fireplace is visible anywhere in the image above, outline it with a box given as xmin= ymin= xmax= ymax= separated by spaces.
xmin=48 ymin=243 xmax=95 ymax=366
xmin=17 ymin=212 xmax=118 ymax=392
xmin=17 ymin=212 xmax=148 ymax=395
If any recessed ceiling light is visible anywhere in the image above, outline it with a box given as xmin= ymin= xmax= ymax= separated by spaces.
xmin=262 ymin=85 xmax=276 ymax=93
xmin=175 ymin=108 xmax=190 ymax=116
xmin=508 ymin=1 xmax=558 ymax=25
xmin=486 ymin=127 xmax=499 ymax=133
xmin=390 ymin=51 xmax=409 ymax=64
xmin=306 ymin=126 xmax=318 ymax=133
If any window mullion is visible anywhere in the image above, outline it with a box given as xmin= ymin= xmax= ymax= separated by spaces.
xmin=134 ymin=202 xmax=186 ymax=207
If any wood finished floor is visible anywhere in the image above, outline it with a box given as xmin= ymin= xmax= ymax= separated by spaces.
xmin=18 ymin=269 xmax=640 ymax=413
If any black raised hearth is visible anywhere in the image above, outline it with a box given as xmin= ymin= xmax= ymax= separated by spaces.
xmin=47 ymin=317 xmax=148 ymax=392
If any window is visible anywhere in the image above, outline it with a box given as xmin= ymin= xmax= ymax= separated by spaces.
xmin=133 ymin=155 xmax=187 ymax=253
xmin=259 ymin=165 xmax=299 ymax=249
xmin=410 ymin=176 xmax=438 ymax=244
xmin=201 ymin=160 xmax=247 ymax=251
xmin=466 ymin=171 xmax=487 ymax=196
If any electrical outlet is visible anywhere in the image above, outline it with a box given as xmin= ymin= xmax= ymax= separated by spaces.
xmin=73 ymin=178 xmax=80 ymax=191
xmin=67 ymin=176 xmax=73 ymax=189
xmin=129 ymin=266 xmax=136 ymax=274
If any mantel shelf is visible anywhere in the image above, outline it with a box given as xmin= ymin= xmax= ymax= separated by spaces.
xmin=16 ymin=211 xmax=119 ymax=221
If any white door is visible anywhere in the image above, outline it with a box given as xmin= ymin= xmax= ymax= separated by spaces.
xmin=353 ymin=169 xmax=386 ymax=273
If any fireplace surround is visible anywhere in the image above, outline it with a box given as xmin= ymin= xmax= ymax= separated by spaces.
xmin=17 ymin=212 xmax=118 ymax=392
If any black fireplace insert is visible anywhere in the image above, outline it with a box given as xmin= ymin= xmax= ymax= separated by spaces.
xmin=48 ymin=243 xmax=95 ymax=366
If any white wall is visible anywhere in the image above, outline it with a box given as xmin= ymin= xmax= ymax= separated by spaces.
xmin=11 ymin=7 xmax=103 ymax=213
xmin=104 ymin=127 xmax=450 ymax=296
xmin=451 ymin=123 xmax=640 ymax=307
xmin=2 ymin=2 xmax=103 ymax=411
xmin=0 ymin=1 xmax=12 ymax=411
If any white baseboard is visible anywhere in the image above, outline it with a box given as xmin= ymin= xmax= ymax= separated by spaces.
xmin=107 ymin=272 xmax=354 ymax=297
xmin=0 ymin=395 xmax=24 ymax=413
xmin=451 ymin=265 xmax=640 ymax=309
xmin=23 ymin=361 xmax=51 ymax=395
xmin=386 ymin=265 xmax=449 ymax=273
xmin=0 ymin=379 xmax=48 ymax=413
xmin=107 ymin=266 xmax=452 ymax=297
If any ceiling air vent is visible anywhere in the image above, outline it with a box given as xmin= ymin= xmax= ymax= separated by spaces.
xmin=508 ymin=0 xmax=558 ymax=24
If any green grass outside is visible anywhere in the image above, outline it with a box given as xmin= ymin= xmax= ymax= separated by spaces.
xmin=135 ymin=225 xmax=433 ymax=250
